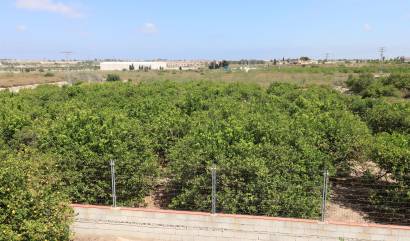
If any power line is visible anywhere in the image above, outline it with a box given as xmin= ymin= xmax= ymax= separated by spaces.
xmin=61 ymin=51 xmax=73 ymax=61
xmin=325 ymin=53 xmax=331 ymax=62
xmin=378 ymin=47 xmax=385 ymax=61
xmin=61 ymin=51 xmax=73 ymax=83
xmin=378 ymin=47 xmax=385 ymax=73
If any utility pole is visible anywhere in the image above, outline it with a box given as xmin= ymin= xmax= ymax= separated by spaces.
xmin=378 ymin=47 xmax=385 ymax=73
xmin=61 ymin=51 xmax=73 ymax=83
xmin=324 ymin=53 xmax=331 ymax=63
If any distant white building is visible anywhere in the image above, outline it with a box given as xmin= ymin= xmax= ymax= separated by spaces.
xmin=100 ymin=61 xmax=206 ymax=71
xmin=100 ymin=62 xmax=167 ymax=71
xmin=166 ymin=61 xmax=205 ymax=70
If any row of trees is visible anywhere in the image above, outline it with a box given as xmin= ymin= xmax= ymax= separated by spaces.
xmin=346 ymin=73 xmax=410 ymax=98
xmin=129 ymin=64 xmax=156 ymax=71
xmin=208 ymin=60 xmax=229 ymax=70
xmin=0 ymin=80 xmax=409 ymax=239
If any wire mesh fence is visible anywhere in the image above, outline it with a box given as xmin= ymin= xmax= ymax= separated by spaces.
xmin=327 ymin=176 xmax=410 ymax=226
xmin=72 ymin=161 xmax=410 ymax=227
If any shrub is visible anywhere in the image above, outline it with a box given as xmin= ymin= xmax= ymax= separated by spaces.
xmin=167 ymin=100 xmax=324 ymax=217
xmin=106 ymin=74 xmax=121 ymax=82
xmin=345 ymin=74 xmax=374 ymax=93
xmin=372 ymin=133 xmax=410 ymax=186
xmin=44 ymin=72 xmax=54 ymax=77
xmin=164 ymin=84 xmax=371 ymax=217
xmin=267 ymin=82 xmax=298 ymax=96
xmin=0 ymin=80 xmax=406 ymax=220
xmin=361 ymin=82 xmax=401 ymax=98
xmin=39 ymin=109 xmax=159 ymax=206
xmin=371 ymin=132 xmax=410 ymax=211
xmin=382 ymin=74 xmax=410 ymax=91
xmin=346 ymin=73 xmax=409 ymax=99
xmin=0 ymin=154 xmax=72 ymax=241
xmin=365 ymin=102 xmax=410 ymax=134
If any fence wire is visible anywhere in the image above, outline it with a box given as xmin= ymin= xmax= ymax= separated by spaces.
xmin=327 ymin=176 xmax=410 ymax=226
xmin=73 ymin=166 xmax=410 ymax=227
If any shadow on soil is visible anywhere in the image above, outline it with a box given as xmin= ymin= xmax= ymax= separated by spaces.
xmin=330 ymin=176 xmax=410 ymax=226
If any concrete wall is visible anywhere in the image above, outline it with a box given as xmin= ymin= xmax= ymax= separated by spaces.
xmin=72 ymin=204 xmax=410 ymax=241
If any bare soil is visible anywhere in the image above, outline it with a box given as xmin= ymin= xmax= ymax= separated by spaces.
xmin=326 ymin=202 xmax=369 ymax=224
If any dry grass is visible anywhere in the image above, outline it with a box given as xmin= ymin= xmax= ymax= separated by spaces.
xmin=0 ymin=69 xmax=349 ymax=88
xmin=0 ymin=72 xmax=65 ymax=87
xmin=117 ymin=70 xmax=348 ymax=88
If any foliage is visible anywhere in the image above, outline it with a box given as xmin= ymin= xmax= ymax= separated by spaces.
xmin=0 ymin=80 xmax=408 ymax=222
xmin=0 ymin=153 xmax=72 ymax=241
xmin=348 ymin=98 xmax=410 ymax=134
xmin=40 ymin=109 xmax=159 ymax=206
xmin=366 ymin=132 xmax=410 ymax=213
xmin=361 ymin=82 xmax=400 ymax=98
xmin=372 ymin=132 xmax=410 ymax=186
xmin=383 ymin=74 xmax=410 ymax=91
xmin=106 ymin=74 xmax=121 ymax=82
xmin=208 ymin=60 xmax=229 ymax=70
xmin=165 ymin=83 xmax=370 ymax=218
xmin=346 ymin=73 xmax=410 ymax=98
xmin=270 ymin=64 xmax=410 ymax=75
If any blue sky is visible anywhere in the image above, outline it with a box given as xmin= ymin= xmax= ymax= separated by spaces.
xmin=1 ymin=0 xmax=410 ymax=60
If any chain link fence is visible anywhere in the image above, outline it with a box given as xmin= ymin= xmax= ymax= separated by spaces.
xmin=77 ymin=160 xmax=409 ymax=227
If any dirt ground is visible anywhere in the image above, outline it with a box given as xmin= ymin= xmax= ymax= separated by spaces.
xmin=326 ymin=202 xmax=369 ymax=224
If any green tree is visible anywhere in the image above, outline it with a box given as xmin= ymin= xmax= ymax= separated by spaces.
xmin=300 ymin=56 xmax=310 ymax=61
xmin=372 ymin=133 xmax=410 ymax=186
xmin=40 ymin=109 xmax=159 ymax=206
xmin=106 ymin=74 xmax=121 ymax=82
xmin=0 ymin=153 xmax=73 ymax=241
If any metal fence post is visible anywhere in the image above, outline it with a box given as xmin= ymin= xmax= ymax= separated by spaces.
xmin=321 ymin=168 xmax=328 ymax=222
xmin=211 ymin=164 xmax=217 ymax=214
xmin=110 ymin=159 xmax=117 ymax=208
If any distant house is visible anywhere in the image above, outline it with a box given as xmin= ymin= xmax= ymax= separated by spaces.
xmin=299 ymin=59 xmax=319 ymax=65
xmin=100 ymin=61 xmax=206 ymax=71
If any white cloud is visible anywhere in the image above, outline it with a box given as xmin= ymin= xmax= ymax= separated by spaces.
xmin=363 ymin=23 xmax=372 ymax=32
xmin=139 ymin=23 xmax=158 ymax=34
xmin=16 ymin=25 xmax=27 ymax=32
xmin=15 ymin=0 xmax=82 ymax=18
